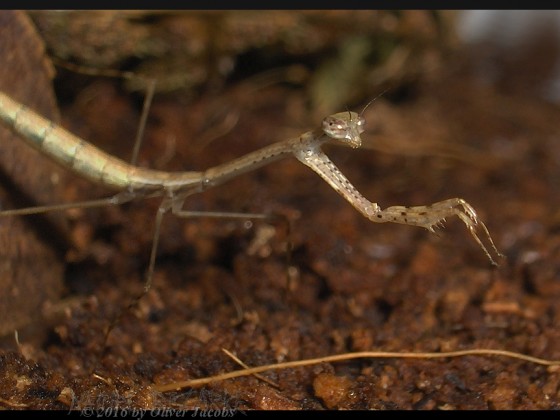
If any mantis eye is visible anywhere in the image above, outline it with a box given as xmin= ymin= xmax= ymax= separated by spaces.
xmin=322 ymin=115 xmax=348 ymax=139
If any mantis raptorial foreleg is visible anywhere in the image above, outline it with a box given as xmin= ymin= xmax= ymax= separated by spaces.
xmin=295 ymin=142 xmax=502 ymax=265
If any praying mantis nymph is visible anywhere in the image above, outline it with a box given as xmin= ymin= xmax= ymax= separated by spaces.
xmin=0 ymin=89 xmax=504 ymax=297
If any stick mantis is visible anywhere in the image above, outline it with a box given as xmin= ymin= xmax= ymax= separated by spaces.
xmin=0 ymin=89 xmax=503 ymax=299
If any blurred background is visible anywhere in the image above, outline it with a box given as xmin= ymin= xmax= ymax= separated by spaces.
xmin=458 ymin=10 xmax=560 ymax=103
